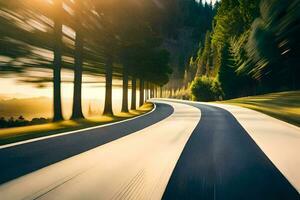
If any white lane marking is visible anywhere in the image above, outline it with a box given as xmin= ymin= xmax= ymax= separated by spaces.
xmin=0 ymin=101 xmax=201 ymax=200
xmin=206 ymin=102 xmax=300 ymax=193
xmin=0 ymin=104 xmax=157 ymax=150
xmin=160 ymin=98 xmax=300 ymax=193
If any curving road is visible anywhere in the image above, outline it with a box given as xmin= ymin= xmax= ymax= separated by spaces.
xmin=162 ymin=100 xmax=299 ymax=200
xmin=0 ymin=103 xmax=174 ymax=184
xmin=0 ymin=100 xmax=299 ymax=200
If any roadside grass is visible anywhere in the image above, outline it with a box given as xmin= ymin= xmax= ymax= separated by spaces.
xmin=0 ymin=103 xmax=154 ymax=146
xmin=219 ymin=91 xmax=300 ymax=127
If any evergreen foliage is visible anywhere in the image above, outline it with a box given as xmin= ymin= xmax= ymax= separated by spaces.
xmin=188 ymin=0 xmax=299 ymax=100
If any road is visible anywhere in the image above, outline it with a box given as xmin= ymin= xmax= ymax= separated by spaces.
xmin=0 ymin=100 xmax=299 ymax=200
xmin=0 ymin=103 xmax=174 ymax=184
xmin=162 ymin=100 xmax=299 ymax=200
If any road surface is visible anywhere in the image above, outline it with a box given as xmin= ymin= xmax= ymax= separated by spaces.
xmin=162 ymin=100 xmax=299 ymax=200
xmin=0 ymin=99 xmax=299 ymax=200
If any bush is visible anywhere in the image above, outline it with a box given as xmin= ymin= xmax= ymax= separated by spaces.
xmin=173 ymin=87 xmax=192 ymax=100
xmin=0 ymin=116 xmax=50 ymax=128
xmin=190 ymin=76 xmax=223 ymax=101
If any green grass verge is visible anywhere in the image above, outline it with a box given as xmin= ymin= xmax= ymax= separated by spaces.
xmin=219 ymin=91 xmax=300 ymax=127
xmin=0 ymin=103 xmax=154 ymax=146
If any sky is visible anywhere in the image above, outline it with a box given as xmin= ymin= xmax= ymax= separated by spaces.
xmin=0 ymin=75 xmax=122 ymax=100
xmin=202 ymin=0 xmax=218 ymax=4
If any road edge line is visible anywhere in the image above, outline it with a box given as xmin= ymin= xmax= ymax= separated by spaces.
xmin=0 ymin=103 xmax=157 ymax=150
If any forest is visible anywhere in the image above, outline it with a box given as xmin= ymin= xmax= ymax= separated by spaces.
xmin=0 ymin=0 xmax=299 ymax=122
xmin=186 ymin=0 xmax=300 ymax=101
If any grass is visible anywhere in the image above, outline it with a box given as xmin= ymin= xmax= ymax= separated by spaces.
xmin=0 ymin=103 xmax=154 ymax=146
xmin=219 ymin=91 xmax=300 ymax=127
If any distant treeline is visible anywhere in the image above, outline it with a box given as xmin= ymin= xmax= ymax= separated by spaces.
xmin=0 ymin=116 xmax=50 ymax=128
xmin=186 ymin=0 xmax=300 ymax=101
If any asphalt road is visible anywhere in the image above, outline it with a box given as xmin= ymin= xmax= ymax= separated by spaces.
xmin=162 ymin=101 xmax=299 ymax=200
xmin=0 ymin=100 xmax=299 ymax=200
xmin=0 ymin=101 xmax=201 ymax=200
xmin=0 ymin=103 xmax=173 ymax=185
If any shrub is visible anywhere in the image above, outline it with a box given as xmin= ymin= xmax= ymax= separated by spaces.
xmin=190 ymin=76 xmax=223 ymax=101
xmin=173 ymin=87 xmax=192 ymax=100
xmin=0 ymin=116 xmax=50 ymax=128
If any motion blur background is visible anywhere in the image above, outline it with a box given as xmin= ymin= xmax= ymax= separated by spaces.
xmin=0 ymin=0 xmax=299 ymax=120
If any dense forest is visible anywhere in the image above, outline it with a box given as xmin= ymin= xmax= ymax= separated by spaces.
xmin=186 ymin=0 xmax=300 ymax=101
xmin=0 ymin=0 xmax=299 ymax=122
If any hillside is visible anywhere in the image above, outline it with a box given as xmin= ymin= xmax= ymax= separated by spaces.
xmin=222 ymin=91 xmax=300 ymax=127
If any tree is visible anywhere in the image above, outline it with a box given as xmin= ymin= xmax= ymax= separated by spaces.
xmin=217 ymin=44 xmax=237 ymax=98
xmin=139 ymin=79 xmax=144 ymax=107
xmin=121 ymin=67 xmax=129 ymax=112
xmin=244 ymin=0 xmax=300 ymax=90
xmin=92 ymin=0 xmax=123 ymax=116
xmin=103 ymin=56 xmax=114 ymax=115
xmin=52 ymin=0 xmax=64 ymax=121
xmin=71 ymin=0 xmax=84 ymax=119
xmin=202 ymin=31 xmax=212 ymax=76
xmin=0 ymin=0 xmax=76 ymax=121
xmin=131 ymin=78 xmax=137 ymax=110
xmin=218 ymin=42 xmax=255 ymax=99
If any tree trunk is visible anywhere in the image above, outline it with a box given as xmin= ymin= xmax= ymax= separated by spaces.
xmin=144 ymin=82 xmax=147 ymax=100
xmin=139 ymin=79 xmax=144 ymax=107
xmin=71 ymin=8 xmax=84 ymax=119
xmin=53 ymin=0 xmax=63 ymax=122
xmin=131 ymin=77 xmax=137 ymax=110
xmin=148 ymin=83 xmax=150 ymax=99
xmin=145 ymin=82 xmax=149 ymax=100
xmin=103 ymin=58 xmax=113 ymax=115
xmin=150 ymin=84 xmax=154 ymax=98
xmin=149 ymin=84 xmax=152 ymax=98
xmin=160 ymin=87 xmax=163 ymax=98
xmin=121 ymin=68 xmax=129 ymax=113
